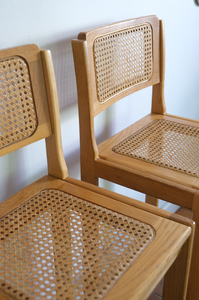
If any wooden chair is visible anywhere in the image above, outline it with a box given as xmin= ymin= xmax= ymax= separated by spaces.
xmin=0 ymin=44 xmax=194 ymax=300
xmin=72 ymin=15 xmax=199 ymax=299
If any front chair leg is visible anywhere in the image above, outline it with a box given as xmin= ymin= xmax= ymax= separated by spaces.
xmin=162 ymin=222 xmax=194 ymax=300
xmin=186 ymin=192 xmax=199 ymax=300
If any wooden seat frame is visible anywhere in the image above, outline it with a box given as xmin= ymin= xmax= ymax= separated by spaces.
xmin=72 ymin=15 xmax=199 ymax=299
xmin=0 ymin=44 xmax=195 ymax=300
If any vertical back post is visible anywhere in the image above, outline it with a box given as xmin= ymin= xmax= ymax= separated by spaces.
xmin=41 ymin=50 xmax=68 ymax=180
xmin=72 ymin=40 xmax=99 ymax=185
xmin=151 ymin=20 xmax=166 ymax=114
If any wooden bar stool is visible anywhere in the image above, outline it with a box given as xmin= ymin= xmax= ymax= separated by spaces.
xmin=0 ymin=44 xmax=194 ymax=300
xmin=72 ymin=15 xmax=199 ymax=300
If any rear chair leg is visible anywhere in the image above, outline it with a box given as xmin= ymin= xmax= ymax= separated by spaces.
xmin=145 ymin=195 xmax=159 ymax=206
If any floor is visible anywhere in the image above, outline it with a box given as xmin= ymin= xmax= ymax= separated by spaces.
xmin=147 ymin=207 xmax=193 ymax=300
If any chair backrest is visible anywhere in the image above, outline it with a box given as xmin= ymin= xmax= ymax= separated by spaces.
xmin=0 ymin=44 xmax=68 ymax=179
xmin=72 ymin=15 xmax=165 ymax=118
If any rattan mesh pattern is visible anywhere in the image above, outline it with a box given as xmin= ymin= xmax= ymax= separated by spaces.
xmin=0 ymin=189 xmax=154 ymax=300
xmin=112 ymin=119 xmax=199 ymax=177
xmin=93 ymin=23 xmax=153 ymax=103
xmin=0 ymin=56 xmax=37 ymax=149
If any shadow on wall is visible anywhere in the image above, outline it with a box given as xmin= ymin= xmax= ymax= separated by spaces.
xmin=44 ymin=37 xmax=113 ymax=176
xmin=45 ymin=38 xmax=81 ymax=178
xmin=0 ymin=140 xmax=47 ymax=203
xmin=46 ymin=38 xmax=78 ymax=110
xmin=1 ymin=151 xmax=27 ymax=203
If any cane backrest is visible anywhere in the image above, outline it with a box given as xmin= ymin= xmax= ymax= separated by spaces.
xmin=0 ymin=56 xmax=37 ymax=148
xmin=93 ymin=23 xmax=153 ymax=104
xmin=0 ymin=45 xmax=51 ymax=156
xmin=0 ymin=45 xmax=67 ymax=179
xmin=76 ymin=15 xmax=160 ymax=117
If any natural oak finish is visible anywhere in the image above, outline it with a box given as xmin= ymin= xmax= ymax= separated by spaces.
xmin=72 ymin=15 xmax=199 ymax=299
xmin=0 ymin=44 xmax=195 ymax=300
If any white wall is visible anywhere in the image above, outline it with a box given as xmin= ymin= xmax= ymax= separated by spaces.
xmin=0 ymin=0 xmax=199 ymax=209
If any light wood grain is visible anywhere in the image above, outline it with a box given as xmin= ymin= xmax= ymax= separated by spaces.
xmin=72 ymin=15 xmax=199 ymax=298
xmin=72 ymin=39 xmax=99 ymax=184
xmin=98 ymin=114 xmax=199 ymax=190
xmin=151 ymin=20 xmax=166 ymax=114
xmin=103 ymin=217 xmax=191 ymax=300
xmin=95 ymin=158 xmax=196 ymax=208
xmin=186 ymin=191 xmax=199 ymax=300
xmin=146 ymin=195 xmax=159 ymax=206
xmin=0 ymin=42 xmax=195 ymax=300
xmin=0 ymin=175 xmax=195 ymax=300
xmin=0 ymin=122 xmax=51 ymax=157
xmin=0 ymin=292 xmax=13 ymax=300
xmin=41 ymin=50 xmax=68 ymax=179
xmin=163 ymin=219 xmax=195 ymax=300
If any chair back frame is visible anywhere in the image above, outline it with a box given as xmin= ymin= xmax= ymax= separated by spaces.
xmin=72 ymin=15 xmax=166 ymax=183
xmin=75 ymin=15 xmax=163 ymax=117
xmin=0 ymin=44 xmax=68 ymax=179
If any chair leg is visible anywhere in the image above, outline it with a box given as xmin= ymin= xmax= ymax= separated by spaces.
xmin=145 ymin=195 xmax=159 ymax=206
xmin=81 ymin=174 xmax=99 ymax=186
xmin=81 ymin=165 xmax=99 ymax=186
xmin=186 ymin=193 xmax=199 ymax=300
xmin=162 ymin=231 xmax=193 ymax=300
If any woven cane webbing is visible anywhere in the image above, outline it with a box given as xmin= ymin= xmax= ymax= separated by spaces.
xmin=0 ymin=56 xmax=37 ymax=149
xmin=112 ymin=119 xmax=199 ymax=177
xmin=0 ymin=189 xmax=154 ymax=300
xmin=93 ymin=23 xmax=153 ymax=103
